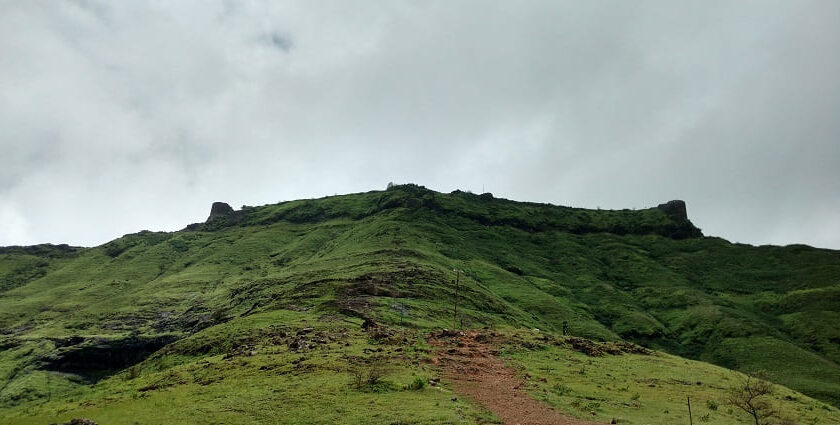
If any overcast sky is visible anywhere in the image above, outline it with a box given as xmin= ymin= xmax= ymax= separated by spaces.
xmin=1 ymin=1 xmax=839 ymax=249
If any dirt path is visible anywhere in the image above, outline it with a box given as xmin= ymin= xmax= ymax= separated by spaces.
xmin=431 ymin=330 xmax=601 ymax=425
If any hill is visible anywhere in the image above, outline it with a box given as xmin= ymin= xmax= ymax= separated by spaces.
xmin=1 ymin=184 xmax=839 ymax=424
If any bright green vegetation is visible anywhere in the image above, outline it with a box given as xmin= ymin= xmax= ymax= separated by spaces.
xmin=1 ymin=310 xmax=494 ymax=424
xmin=504 ymin=331 xmax=840 ymax=425
xmin=1 ymin=184 xmax=839 ymax=423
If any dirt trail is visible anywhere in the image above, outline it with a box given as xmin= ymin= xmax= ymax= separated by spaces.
xmin=431 ymin=330 xmax=601 ymax=425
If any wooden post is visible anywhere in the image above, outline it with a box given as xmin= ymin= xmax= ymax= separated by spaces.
xmin=453 ymin=270 xmax=460 ymax=329
xmin=687 ymin=395 xmax=693 ymax=425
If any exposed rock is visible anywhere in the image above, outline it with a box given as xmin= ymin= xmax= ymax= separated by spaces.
xmin=49 ymin=336 xmax=85 ymax=348
xmin=62 ymin=419 xmax=98 ymax=425
xmin=656 ymin=200 xmax=688 ymax=221
xmin=288 ymin=338 xmax=310 ymax=352
xmin=437 ymin=329 xmax=464 ymax=338
xmin=207 ymin=202 xmax=234 ymax=221
xmin=361 ymin=318 xmax=379 ymax=330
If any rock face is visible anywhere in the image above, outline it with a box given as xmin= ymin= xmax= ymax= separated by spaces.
xmin=65 ymin=419 xmax=98 ymax=425
xmin=657 ymin=200 xmax=688 ymax=221
xmin=207 ymin=202 xmax=234 ymax=221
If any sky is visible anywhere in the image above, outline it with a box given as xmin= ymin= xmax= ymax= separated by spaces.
xmin=1 ymin=1 xmax=839 ymax=249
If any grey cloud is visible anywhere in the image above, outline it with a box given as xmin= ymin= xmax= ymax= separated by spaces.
xmin=265 ymin=33 xmax=293 ymax=52
xmin=0 ymin=0 xmax=838 ymax=248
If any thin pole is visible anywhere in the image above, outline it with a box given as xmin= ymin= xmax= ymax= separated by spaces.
xmin=687 ymin=395 xmax=693 ymax=425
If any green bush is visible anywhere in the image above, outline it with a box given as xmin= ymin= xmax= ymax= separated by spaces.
xmin=405 ymin=376 xmax=426 ymax=391
xmin=553 ymin=383 xmax=572 ymax=396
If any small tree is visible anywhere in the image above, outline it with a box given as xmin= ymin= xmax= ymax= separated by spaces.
xmin=350 ymin=356 xmax=389 ymax=391
xmin=726 ymin=372 xmax=778 ymax=425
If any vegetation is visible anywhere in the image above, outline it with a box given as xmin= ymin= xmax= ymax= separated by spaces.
xmin=0 ymin=311 xmax=495 ymax=424
xmin=1 ymin=184 xmax=839 ymax=423
xmin=505 ymin=330 xmax=838 ymax=424
xmin=726 ymin=372 xmax=779 ymax=425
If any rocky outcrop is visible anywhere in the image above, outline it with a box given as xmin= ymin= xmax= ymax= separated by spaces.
xmin=657 ymin=200 xmax=688 ymax=221
xmin=64 ymin=419 xmax=98 ymax=425
xmin=207 ymin=202 xmax=234 ymax=222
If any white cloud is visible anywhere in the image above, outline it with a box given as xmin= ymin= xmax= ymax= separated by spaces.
xmin=0 ymin=200 xmax=31 ymax=245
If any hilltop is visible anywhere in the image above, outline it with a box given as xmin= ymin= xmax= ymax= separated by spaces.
xmin=1 ymin=184 xmax=839 ymax=424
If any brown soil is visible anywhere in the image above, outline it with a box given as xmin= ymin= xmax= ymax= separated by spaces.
xmin=430 ymin=330 xmax=601 ymax=425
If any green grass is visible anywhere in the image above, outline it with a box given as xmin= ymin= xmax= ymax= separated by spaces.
xmin=1 ymin=183 xmax=840 ymax=422
xmin=505 ymin=330 xmax=840 ymax=425
xmin=2 ymin=311 xmax=497 ymax=425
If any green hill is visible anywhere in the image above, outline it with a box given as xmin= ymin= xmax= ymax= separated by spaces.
xmin=1 ymin=184 xmax=839 ymax=424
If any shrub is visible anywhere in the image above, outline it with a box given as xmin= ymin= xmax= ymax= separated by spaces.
xmin=167 ymin=239 xmax=189 ymax=252
xmin=553 ymin=384 xmax=572 ymax=396
xmin=583 ymin=401 xmax=601 ymax=412
xmin=350 ymin=357 xmax=393 ymax=392
xmin=405 ymin=376 xmax=425 ymax=391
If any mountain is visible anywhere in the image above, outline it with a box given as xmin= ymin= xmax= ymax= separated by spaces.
xmin=1 ymin=184 xmax=839 ymax=424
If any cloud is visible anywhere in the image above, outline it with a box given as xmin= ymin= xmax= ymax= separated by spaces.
xmin=0 ymin=0 xmax=838 ymax=248
xmin=264 ymin=32 xmax=293 ymax=52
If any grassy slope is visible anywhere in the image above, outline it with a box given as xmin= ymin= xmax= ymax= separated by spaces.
xmin=1 ymin=184 xmax=839 ymax=422
xmin=2 ymin=310 xmax=496 ymax=425
xmin=1 ymin=316 xmax=838 ymax=425
xmin=507 ymin=330 xmax=840 ymax=425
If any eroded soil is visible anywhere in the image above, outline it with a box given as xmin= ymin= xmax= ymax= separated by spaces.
xmin=431 ymin=330 xmax=600 ymax=425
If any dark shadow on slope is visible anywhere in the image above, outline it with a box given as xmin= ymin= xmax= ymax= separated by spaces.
xmin=41 ymin=335 xmax=178 ymax=382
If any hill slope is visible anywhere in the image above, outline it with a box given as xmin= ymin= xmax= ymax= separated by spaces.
xmin=1 ymin=184 xmax=839 ymax=423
